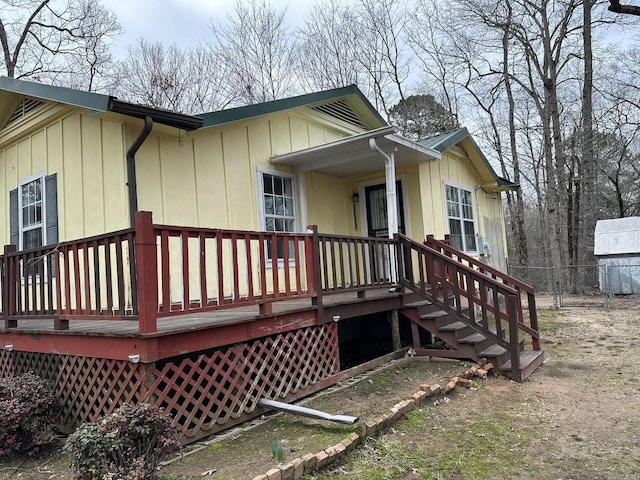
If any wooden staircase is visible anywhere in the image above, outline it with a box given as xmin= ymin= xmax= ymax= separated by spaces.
xmin=397 ymin=235 xmax=544 ymax=382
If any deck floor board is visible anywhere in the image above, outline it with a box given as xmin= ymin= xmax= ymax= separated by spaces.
xmin=3 ymin=288 xmax=399 ymax=337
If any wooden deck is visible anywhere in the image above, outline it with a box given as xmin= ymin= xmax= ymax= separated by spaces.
xmin=1 ymin=288 xmax=405 ymax=362
xmin=2 ymin=288 xmax=401 ymax=337
xmin=0 ymin=218 xmax=543 ymax=441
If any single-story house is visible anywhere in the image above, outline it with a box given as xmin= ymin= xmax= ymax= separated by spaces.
xmin=0 ymin=77 xmax=540 ymax=441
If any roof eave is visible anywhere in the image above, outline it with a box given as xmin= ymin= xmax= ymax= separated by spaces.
xmin=200 ymin=85 xmax=386 ymax=129
xmin=109 ymin=99 xmax=203 ymax=131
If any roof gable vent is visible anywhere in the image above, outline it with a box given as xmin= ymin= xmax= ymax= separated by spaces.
xmin=7 ymin=98 xmax=45 ymax=125
xmin=312 ymin=99 xmax=365 ymax=129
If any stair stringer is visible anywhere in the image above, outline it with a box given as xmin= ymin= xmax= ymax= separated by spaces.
xmin=399 ymin=299 xmax=532 ymax=381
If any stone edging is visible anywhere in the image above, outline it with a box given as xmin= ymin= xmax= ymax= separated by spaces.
xmin=250 ymin=361 xmax=494 ymax=480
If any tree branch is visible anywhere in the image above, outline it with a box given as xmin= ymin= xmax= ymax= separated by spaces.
xmin=609 ymin=0 xmax=640 ymax=15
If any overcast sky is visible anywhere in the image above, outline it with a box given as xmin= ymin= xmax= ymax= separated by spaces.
xmin=102 ymin=0 xmax=307 ymax=54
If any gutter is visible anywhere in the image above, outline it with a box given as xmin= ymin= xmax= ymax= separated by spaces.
xmin=109 ymin=99 xmax=203 ymax=131
xmin=108 ymin=102 xmax=204 ymax=227
xmin=127 ymin=116 xmax=153 ymax=227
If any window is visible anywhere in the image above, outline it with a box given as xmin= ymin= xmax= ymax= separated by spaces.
xmin=258 ymin=169 xmax=296 ymax=261
xmin=20 ymin=174 xmax=45 ymax=249
xmin=10 ymin=172 xmax=58 ymax=250
xmin=445 ymin=184 xmax=477 ymax=253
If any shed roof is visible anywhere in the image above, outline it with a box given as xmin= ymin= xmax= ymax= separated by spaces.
xmin=594 ymin=217 xmax=640 ymax=256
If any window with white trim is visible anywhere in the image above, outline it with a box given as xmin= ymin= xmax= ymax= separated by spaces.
xmin=10 ymin=171 xmax=58 ymax=251
xmin=19 ymin=173 xmax=45 ymax=249
xmin=258 ymin=169 xmax=297 ymax=260
xmin=445 ymin=184 xmax=477 ymax=253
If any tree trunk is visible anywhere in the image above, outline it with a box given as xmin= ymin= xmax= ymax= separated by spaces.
xmin=581 ymin=0 xmax=596 ymax=270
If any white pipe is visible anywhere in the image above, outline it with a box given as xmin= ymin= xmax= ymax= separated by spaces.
xmin=369 ymin=138 xmax=398 ymax=239
xmin=258 ymin=398 xmax=359 ymax=424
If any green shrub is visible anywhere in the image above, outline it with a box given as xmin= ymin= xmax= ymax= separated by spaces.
xmin=64 ymin=403 xmax=182 ymax=480
xmin=0 ymin=372 xmax=59 ymax=456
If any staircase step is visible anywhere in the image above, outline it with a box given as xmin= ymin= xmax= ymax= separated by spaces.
xmin=458 ymin=332 xmax=487 ymax=344
xmin=404 ymin=299 xmax=433 ymax=309
xmin=480 ymin=344 xmax=508 ymax=357
xmin=420 ymin=310 xmax=449 ymax=321
xmin=437 ymin=321 xmax=467 ymax=331
xmin=500 ymin=349 xmax=545 ymax=381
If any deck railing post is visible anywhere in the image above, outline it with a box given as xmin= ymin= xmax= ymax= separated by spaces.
xmin=2 ymin=245 xmax=17 ymax=328
xmin=527 ymin=292 xmax=540 ymax=350
xmin=135 ymin=211 xmax=158 ymax=334
xmin=506 ymin=294 xmax=521 ymax=381
xmin=305 ymin=225 xmax=323 ymax=317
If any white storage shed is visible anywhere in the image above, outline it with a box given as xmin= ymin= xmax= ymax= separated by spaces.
xmin=594 ymin=217 xmax=640 ymax=294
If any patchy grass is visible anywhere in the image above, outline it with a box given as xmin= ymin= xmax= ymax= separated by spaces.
xmin=303 ymin=397 xmax=541 ymax=480
xmin=5 ymin=304 xmax=640 ymax=480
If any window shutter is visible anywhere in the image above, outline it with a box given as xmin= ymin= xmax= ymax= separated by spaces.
xmin=45 ymin=173 xmax=58 ymax=245
xmin=9 ymin=188 xmax=18 ymax=247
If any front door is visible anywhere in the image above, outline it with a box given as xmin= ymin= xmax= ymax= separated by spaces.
xmin=365 ymin=181 xmax=405 ymax=238
xmin=364 ymin=181 xmax=406 ymax=283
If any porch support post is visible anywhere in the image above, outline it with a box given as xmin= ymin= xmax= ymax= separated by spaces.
xmin=385 ymin=150 xmax=398 ymax=239
xmin=306 ymin=225 xmax=323 ymax=319
xmin=135 ymin=211 xmax=158 ymax=334
xmin=390 ymin=309 xmax=401 ymax=351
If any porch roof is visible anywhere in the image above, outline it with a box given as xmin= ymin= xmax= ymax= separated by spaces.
xmin=270 ymin=126 xmax=441 ymax=177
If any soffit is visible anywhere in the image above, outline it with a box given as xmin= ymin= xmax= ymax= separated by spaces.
xmin=271 ymin=127 xmax=440 ymax=178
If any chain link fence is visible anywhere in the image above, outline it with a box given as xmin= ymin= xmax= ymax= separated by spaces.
xmin=509 ymin=263 xmax=640 ymax=309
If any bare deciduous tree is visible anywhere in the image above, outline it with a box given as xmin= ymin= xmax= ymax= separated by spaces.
xmin=608 ymin=0 xmax=640 ymax=15
xmin=0 ymin=0 xmax=121 ymax=90
xmin=297 ymin=0 xmax=410 ymax=115
xmin=208 ymin=0 xmax=297 ymax=105
xmin=113 ymin=39 xmax=236 ymax=114
xmin=297 ymin=0 xmax=363 ymax=91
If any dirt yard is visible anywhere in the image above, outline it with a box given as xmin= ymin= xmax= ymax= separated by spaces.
xmin=2 ymin=300 xmax=639 ymax=479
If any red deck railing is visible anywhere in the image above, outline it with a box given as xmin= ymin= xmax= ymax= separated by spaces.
xmin=424 ymin=234 xmax=539 ymax=350
xmin=0 ymin=212 xmax=402 ymax=333
xmin=0 ymin=212 xmax=539 ymax=350
xmin=1 ymin=229 xmax=138 ymax=330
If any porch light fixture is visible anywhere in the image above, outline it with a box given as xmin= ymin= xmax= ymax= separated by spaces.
xmin=4 ymin=344 xmax=13 ymax=352
xmin=128 ymin=354 xmax=140 ymax=364
xmin=352 ymin=193 xmax=359 ymax=203
xmin=332 ymin=315 xmax=341 ymax=322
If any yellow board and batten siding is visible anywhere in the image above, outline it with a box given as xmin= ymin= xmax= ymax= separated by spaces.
xmin=418 ymin=145 xmax=509 ymax=270
xmin=0 ymin=109 xmax=130 ymax=314
xmin=132 ymin=108 xmax=361 ymax=305
xmin=0 ymin=110 xmax=129 ymax=245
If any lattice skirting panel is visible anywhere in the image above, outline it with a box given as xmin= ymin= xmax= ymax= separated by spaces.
xmin=9 ymin=350 xmax=147 ymax=427
xmin=147 ymin=323 xmax=339 ymax=439
xmin=0 ymin=324 xmax=339 ymax=441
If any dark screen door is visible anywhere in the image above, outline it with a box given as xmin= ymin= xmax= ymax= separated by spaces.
xmin=365 ymin=181 xmax=405 ymax=238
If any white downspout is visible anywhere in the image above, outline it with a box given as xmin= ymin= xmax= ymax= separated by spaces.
xmin=369 ymin=138 xmax=398 ymax=239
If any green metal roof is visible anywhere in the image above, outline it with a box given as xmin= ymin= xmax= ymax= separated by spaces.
xmin=0 ymin=76 xmax=111 ymax=112
xmin=199 ymin=85 xmax=387 ymax=129
xmin=0 ymin=78 xmax=384 ymax=133
xmin=418 ymin=128 xmax=518 ymax=190
xmin=0 ymin=76 xmax=203 ymax=130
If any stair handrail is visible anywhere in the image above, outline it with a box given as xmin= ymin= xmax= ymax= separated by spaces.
xmin=424 ymin=234 xmax=539 ymax=350
xmin=398 ymin=235 xmax=541 ymax=376
xmin=400 ymin=235 xmax=518 ymax=345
